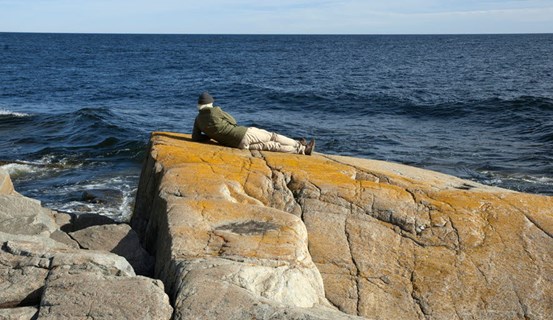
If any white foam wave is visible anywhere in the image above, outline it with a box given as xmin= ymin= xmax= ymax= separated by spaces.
xmin=0 ymin=109 xmax=31 ymax=117
xmin=45 ymin=176 xmax=138 ymax=222
xmin=483 ymin=170 xmax=553 ymax=184
xmin=0 ymin=163 xmax=39 ymax=176
xmin=519 ymin=176 xmax=553 ymax=185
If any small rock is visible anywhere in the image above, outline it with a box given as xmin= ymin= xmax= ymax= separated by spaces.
xmin=49 ymin=230 xmax=80 ymax=249
xmin=69 ymin=224 xmax=154 ymax=276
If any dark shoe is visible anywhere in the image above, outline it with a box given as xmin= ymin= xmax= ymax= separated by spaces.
xmin=304 ymin=139 xmax=315 ymax=155
xmin=299 ymin=138 xmax=307 ymax=146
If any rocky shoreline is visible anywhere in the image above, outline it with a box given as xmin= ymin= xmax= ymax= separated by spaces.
xmin=2 ymin=131 xmax=552 ymax=319
xmin=0 ymin=169 xmax=173 ymax=319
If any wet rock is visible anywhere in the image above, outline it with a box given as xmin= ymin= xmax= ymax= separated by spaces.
xmin=69 ymin=224 xmax=154 ymax=276
xmin=81 ymin=188 xmax=124 ymax=205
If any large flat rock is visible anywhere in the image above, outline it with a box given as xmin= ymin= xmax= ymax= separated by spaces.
xmin=133 ymin=132 xmax=553 ymax=320
xmin=132 ymin=132 xmax=362 ymax=319
xmin=39 ymin=273 xmax=172 ymax=320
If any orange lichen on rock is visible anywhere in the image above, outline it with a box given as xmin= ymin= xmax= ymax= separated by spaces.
xmin=132 ymin=132 xmax=553 ymax=320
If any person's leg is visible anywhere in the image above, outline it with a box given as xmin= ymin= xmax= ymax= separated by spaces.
xmin=270 ymin=132 xmax=299 ymax=147
xmin=238 ymin=127 xmax=305 ymax=154
xmin=247 ymin=141 xmax=298 ymax=153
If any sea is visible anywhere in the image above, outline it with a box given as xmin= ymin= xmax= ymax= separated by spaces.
xmin=0 ymin=33 xmax=552 ymax=222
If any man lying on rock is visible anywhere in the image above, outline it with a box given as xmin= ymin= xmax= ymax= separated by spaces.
xmin=192 ymin=92 xmax=315 ymax=155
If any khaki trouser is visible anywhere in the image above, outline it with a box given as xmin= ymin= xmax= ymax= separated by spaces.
xmin=238 ymin=127 xmax=305 ymax=154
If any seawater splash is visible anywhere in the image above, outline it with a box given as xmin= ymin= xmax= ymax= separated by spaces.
xmin=52 ymin=176 xmax=138 ymax=221
xmin=1 ymin=159 xmax=140 ymax=222
xmin=0 ymin=157 xmax=82 ymax=180
xmin=0 ymin=162 xmax=41 ymax=177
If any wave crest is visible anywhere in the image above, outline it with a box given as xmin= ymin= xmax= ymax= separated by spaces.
xmin=0 ymin=109 xmax=32 ymax=118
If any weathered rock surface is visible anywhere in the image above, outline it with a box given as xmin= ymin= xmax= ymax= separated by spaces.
xmin=0 ymin=306 xmax=38 ymax=320
xmin=132 ymin=132 xmax=363 ymax=319
xmin=0 ymin=171 xmax=173 ymax=319
xmin=39 ymin=273 xmax=172 ymax=319
xmin=53 ymin=211 xmax=117 ymax=233
xmin=0 ymin=232 xmax=68 ymax=308
xmin=0 ymin=195 xmax=57 ymax=237
xmin=0 ymin=230 xmax=136 ymax=309
xmin=0 ymin=169 xmax=14 ymax=195
xmin=133 ymin=132 xmax=553 ymax=320
xmin=69 ymin=224 xmax=154 ymax=276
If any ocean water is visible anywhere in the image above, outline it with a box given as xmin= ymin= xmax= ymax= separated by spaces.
xmin=0 ymin=33 xmax=552 ymax=221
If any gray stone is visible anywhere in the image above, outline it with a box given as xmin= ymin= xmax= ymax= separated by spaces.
xmin=0 ymin=180 xmax=173 ymax=320
xmin=48 ymin=230 xmax=79 ymax=249
xmin=0 ymin=195 xmax=57 ymax=237
xmin=38 ymin=273 xmax=173 ymax=320
xmin=69 ymin=224 xmax=154 ymax=276
xmin=0 ymin=232 xmax=70 ymax=308
xmin=51 ymin=212 xmax=72 ymax=230
xmin=56 ymin=212 xmax=117 ymax=233
xmin=49 ymin=251 xmax=135 ymax=277
xmin=0 ymin=306 xmax=38 ymax=320
xmin=0 ymin=231 xmax=135 ymax=308
xmin=0 ymin=249 xmax=49 ymax=308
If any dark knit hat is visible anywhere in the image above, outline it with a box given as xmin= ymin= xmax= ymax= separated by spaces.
xmin=198 ymin=92 xmax=214 ymax=105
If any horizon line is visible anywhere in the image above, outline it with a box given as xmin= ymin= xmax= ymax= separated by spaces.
xmin=1 ymin=31 xmax=552 ymax=36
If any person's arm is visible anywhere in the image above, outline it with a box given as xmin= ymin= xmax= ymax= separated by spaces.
xmin=220 ymin=109 xmax=238 ymax=125
xmin=192 ymin=119 xmax=210 ymax=142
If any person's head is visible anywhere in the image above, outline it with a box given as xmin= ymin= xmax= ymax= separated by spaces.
xmin=197 ymin=91 xmax=214 ymax=110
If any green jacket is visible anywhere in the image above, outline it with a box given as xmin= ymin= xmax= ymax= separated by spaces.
xmin=192 ymin=107 xmax=248 ymax=148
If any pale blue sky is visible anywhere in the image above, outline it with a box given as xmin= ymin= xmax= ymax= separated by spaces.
xmin=1 ymin=0 xmax=552 ymax=34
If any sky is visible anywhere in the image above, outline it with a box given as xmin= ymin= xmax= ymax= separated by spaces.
xmin=1 ymin=0 xmax=552 ymax=34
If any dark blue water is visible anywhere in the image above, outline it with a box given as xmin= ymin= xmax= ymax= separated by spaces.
xmin=1 ymin=33 xmax=552 ymax=220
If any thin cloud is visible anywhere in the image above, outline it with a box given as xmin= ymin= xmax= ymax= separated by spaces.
xmin=0 ymin=0 xmax=552 ymax=33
